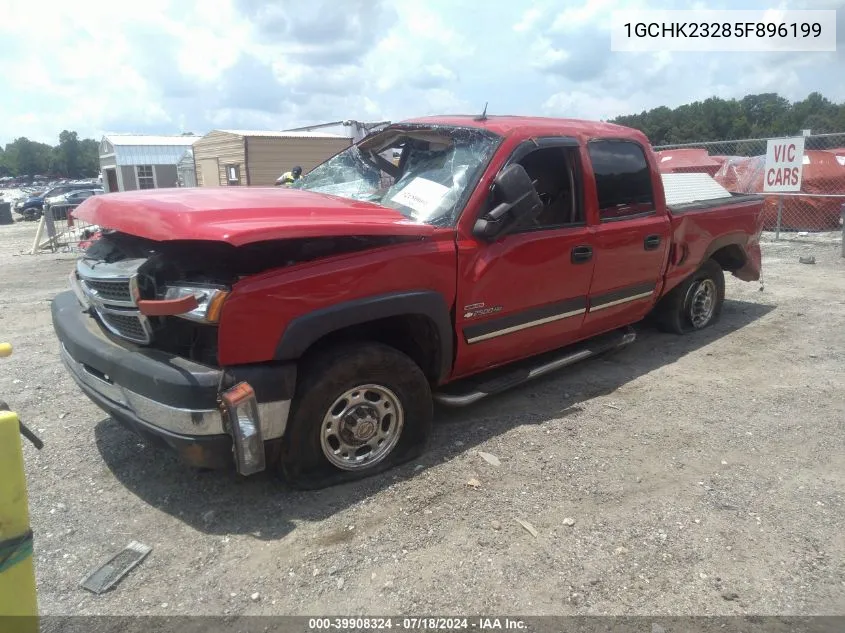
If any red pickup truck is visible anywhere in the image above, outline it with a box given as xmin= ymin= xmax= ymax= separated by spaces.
xmin=52 ymin=116 xmax=764 ymax=488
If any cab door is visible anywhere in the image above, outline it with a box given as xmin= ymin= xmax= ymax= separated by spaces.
xmin=580 ymin=139 xmax=671 ymax=337
xmin=452 ymin=138 xmax=596 ymax=378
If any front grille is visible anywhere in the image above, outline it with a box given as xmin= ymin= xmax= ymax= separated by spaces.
xmin=82 ymin=278 xmax=132 ymax=303
xmin=101 ymin=312 xmax=149 ymax=343
xmin=76 ymin=262 xmax=152 ymax=345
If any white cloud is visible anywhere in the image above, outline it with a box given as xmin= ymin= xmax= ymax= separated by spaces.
xmin=549 ymin=0 xmax=649 ymax=33
xmin=514 ymin=8 xmax=543 ymax=32
xmin=542 ymin=91 xmax=637 ymax=121
xmin=398 ymin=4 xmax=474 ymax=54
xmin=529 ymin=38 xmax=570 ymax=70
xmin=551 ymin=0 xmax=618 ymax=31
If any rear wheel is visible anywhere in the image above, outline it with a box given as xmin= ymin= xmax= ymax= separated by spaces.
xmin=656 ymin=259 xmax=725 ymax=334
xmin=280 ymin=342 xmax=432 ymax=489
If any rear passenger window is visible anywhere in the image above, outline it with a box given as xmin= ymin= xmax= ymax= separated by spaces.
xmin=588 ymin=140 xmax=655 ymax=221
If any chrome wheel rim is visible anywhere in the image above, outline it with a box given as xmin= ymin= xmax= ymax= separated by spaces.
xmin=320 ymin=384 xmax=404 ymax=471
xmin=688 ymin=279 xmax=717 ymax=328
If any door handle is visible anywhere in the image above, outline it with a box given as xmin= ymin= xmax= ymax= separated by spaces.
xmin=571 ymin=245 xmax=593 ymax=264
xmin=644 ymin=235 xmax=661 ymax=251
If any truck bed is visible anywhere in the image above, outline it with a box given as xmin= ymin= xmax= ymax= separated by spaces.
xmin=660 ymin=172 xmax=763 ymax=214
xmin=663 ymin=193 xmax=765 ymax=293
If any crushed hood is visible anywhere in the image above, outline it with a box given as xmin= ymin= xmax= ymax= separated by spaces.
xmin=72 ymin=187 xmax=436 ymax=246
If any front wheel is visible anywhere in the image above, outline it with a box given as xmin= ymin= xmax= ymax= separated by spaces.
xmin=655 ymin=259 xmax=725 ymax=334
xmin=280 ymin=342 xmax=433 ymax=489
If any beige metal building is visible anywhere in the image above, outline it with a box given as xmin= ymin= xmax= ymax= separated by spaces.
xmin=192 ymin=130 xmax=351 ymax=187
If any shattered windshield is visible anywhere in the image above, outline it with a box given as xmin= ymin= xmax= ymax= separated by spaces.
xmin=292 ymin=125 xmax=501 ymax=227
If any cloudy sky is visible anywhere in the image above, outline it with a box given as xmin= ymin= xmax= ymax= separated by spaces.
xmin=0 ymin=0 xmax=842 ymax=145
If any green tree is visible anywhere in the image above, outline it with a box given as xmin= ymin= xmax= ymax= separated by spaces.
xmin=0 ymin=131 xmax=101 ymax=177
xmin=78 ymin=139 xmax=100 ymax=177
xmin=2 ymin=137 xmax=52 ymax=177
xmin=611 ymin=92 xmax=845 ymax=146
xmin=0 ymin=146 xmax=9 ymax=177
xmin=56 ymin=130 xmax=81 ymax=176
xmin=740 ymin=93 xmax=791 ymax=136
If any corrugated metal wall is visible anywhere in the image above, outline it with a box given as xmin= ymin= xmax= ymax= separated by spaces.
xmin=193 ymin=131 xmax=246 ymax=186
xmin=246 ymin=137 xmax=352 ymax=186
xmin=120 ymin=166 xmax=137 ymax=191
xmin=113 ymin=144 xmax=195 ymax=166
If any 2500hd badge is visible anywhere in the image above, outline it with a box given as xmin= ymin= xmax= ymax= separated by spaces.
xmin=463 ymin=303 xmax=504 ymax=319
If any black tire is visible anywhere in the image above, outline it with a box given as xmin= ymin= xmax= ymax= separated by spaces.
xmin=655 ymin=259 xmax=725 ymax=334
xmin=279 ymin=342 xmax=433 ymax=489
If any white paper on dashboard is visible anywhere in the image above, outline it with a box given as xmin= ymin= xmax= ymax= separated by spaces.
xmin=390 ymin=177 xmax=450 ymax=216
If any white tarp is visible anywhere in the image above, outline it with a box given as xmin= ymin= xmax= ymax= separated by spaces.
xmin=661 ymin=172 xmax=733 ymax=206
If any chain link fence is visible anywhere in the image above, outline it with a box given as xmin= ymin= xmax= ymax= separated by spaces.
xmin=654 ymin=133 xmax=845 ymax=246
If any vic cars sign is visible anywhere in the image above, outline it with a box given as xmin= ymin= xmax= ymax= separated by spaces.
xmin=763 ymin=137 xmax=805 ymax=192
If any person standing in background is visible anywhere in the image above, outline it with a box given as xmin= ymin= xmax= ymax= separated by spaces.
xmin=276 ymin=166 xmax=303 ymax=186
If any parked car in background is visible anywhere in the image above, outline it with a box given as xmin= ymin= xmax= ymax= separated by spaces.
xmin=12 ymin=189 xmax=46 ymax=214
xmin=44 ymin=188 xmax=104 ymax=221
xmin=17 ymin=183 xmax=100 ymax=220
xmin=46 ymin=188 xmax=104 ymax=207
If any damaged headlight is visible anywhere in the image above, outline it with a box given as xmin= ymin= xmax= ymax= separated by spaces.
xmin=163 ymin=285 xmax=230 ymax=323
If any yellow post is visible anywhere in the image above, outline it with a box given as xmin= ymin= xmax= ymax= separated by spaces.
xmin=0 ymin=342 xmax=39 ymax=629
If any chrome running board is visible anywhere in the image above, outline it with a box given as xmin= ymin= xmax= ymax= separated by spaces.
xmin=434 ymin=327 xmax=636 ymax=407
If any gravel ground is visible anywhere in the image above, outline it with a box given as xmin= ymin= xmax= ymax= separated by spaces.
xmin=1 ymin=219 xmax=844 ymax=616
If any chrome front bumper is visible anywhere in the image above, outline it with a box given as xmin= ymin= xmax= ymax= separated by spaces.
xmin=60 ymin=343 xmax=225 ymax=435
xmin=53 ymin=288 xmax=295 ymax=473
xmin=61 ymin=343 xmax=291 ymax=440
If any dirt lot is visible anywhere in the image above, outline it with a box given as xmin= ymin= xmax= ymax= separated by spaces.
xmin=1 ymin=219 xmax=843 ymax=617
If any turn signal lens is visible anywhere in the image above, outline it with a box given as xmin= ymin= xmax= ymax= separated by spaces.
xmin=220 ymin=382 xmax=265 ymax=476
xmin=206 ymin=290 xmax=230 ymax=323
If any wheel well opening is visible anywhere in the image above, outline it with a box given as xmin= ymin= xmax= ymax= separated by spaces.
xmin=305 ymin=315 xmax=442 ymax=384
xmin=710 ymin=244 xmax=746 ymax=271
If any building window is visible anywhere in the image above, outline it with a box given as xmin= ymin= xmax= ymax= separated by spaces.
xmin=226 ymin=164 xmax=241 ymax=186
xmin=587 ymin=140 xmax=655 ymax=221
xmin=136 ymin=165 xmax=155 ymax=190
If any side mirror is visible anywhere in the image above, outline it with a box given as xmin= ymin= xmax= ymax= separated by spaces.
xmin=473 ymin=164 xmax=543 ymax=241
